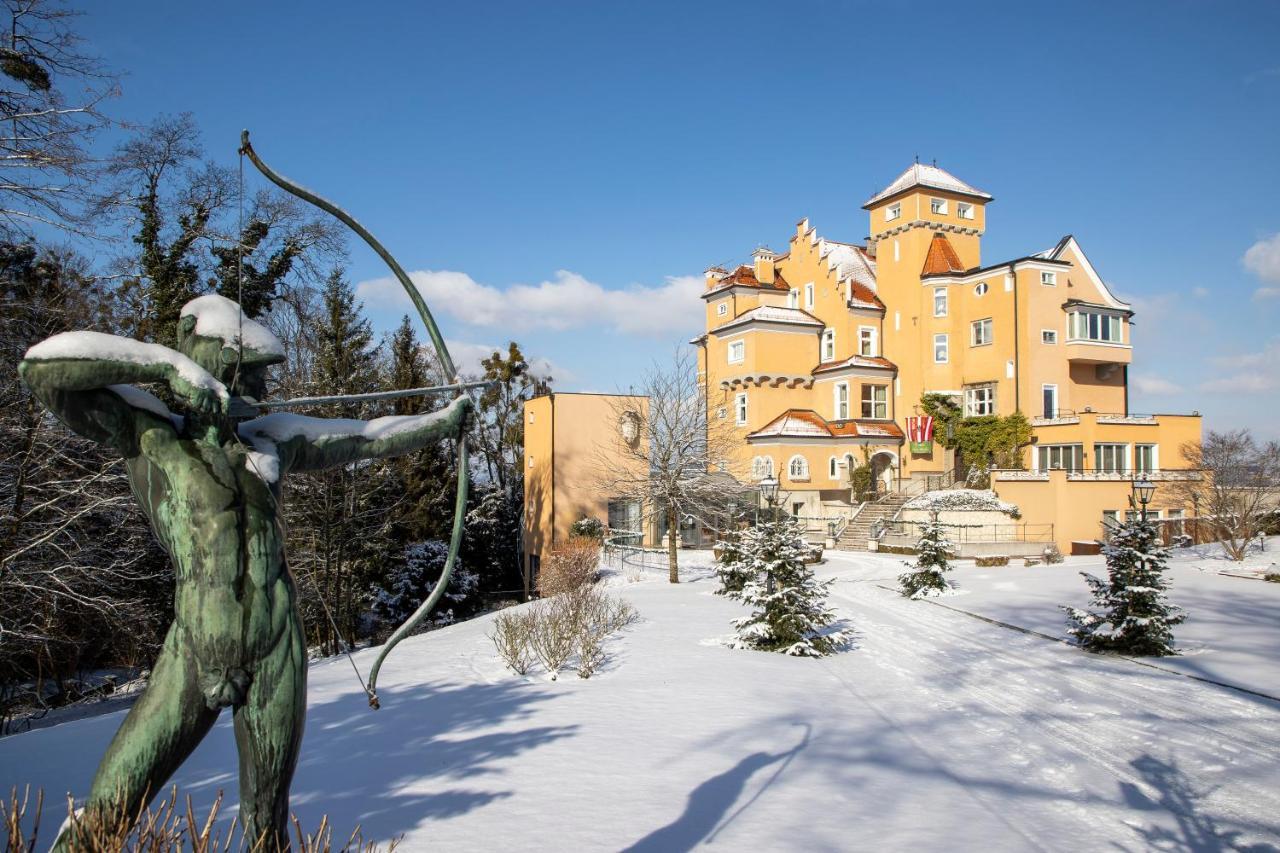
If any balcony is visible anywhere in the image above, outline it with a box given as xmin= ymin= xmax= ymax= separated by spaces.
xmin=1064 ymin=338 xmax=1132 ymax=365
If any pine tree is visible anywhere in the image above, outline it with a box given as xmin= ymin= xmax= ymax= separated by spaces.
xmin=210 ymin=218 xmax=301 ymax=318
xmin=730 ymin=517 xmax=843 ymax=657
xmin=899 ymin=518 xmax=953 ymax=598
xmin=1063 ymin=515 xmax=1185 ymax=656
xmin=714 ymin=533 xmax=753 ymax=599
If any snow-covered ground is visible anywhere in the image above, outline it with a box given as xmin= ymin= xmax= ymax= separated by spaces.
xmin=2 ymin=547 xmax=1278 ymax=851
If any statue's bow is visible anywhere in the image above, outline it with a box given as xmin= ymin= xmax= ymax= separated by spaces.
xmin=240 ymin=130 xmax=468 ymax=710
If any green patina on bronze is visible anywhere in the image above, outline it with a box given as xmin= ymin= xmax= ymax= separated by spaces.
xmin=19 ymin=133 xmax=476 ymax=848
xmin=20 ymin=325 xmax=469 ymax=848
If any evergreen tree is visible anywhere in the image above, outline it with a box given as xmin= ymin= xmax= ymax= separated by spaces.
xmin=730 ymin=517 xmax=843 ymax=657
xmin=210 ymin=217 xmax=301 ymax=318
xmin=1063 ymin=516 xmax=1185 ymax=656
xmin=369 ymin=541 xmax=479 ymax=632
xmin=899 ymin=518 xmax=953 ymax=598
xmin=714 ymin=533 xmax=753 ymax=599
xmin=387 ymin=315 xmax=427 ymax=414
xmin=474 ymin=342 xmax=552 ymax=491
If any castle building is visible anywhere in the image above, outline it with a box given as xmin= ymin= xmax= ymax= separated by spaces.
xmin=693 ymin=162 xmax=1201 ymax=552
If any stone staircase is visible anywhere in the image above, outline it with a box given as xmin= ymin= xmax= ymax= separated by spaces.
xmin=836 ymin=494 xmax=911 ymax=551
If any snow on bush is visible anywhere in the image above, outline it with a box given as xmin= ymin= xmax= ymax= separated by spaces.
xmin=904 ymin=489 xmax=1018 ymax=516
xmin=370 ymin=541 xmax=478 ymax=630
xmin=728 ymin=517 xmax=844 ymax=657
xmin=713 ymin=534 xmax=753 ymax=598
xmin=899 ymin=520 xmax=954 ymax=598
xmin=569 ymin=517 xmax=605 ymax=540
xmin=1062 ymin=517 xmax=1185 ymax=656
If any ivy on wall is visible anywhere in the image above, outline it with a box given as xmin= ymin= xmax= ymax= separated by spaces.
xmin=920 ymin=393 xmax=1032 ymax=471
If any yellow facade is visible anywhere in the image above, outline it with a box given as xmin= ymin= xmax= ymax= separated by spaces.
xmin=696 ymin=162 xmax=1202 ymax=550
xmin=522 ymin=392 xmax=650 ymax=592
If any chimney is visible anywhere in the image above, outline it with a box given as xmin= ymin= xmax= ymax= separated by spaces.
xmin=752 ymin=247 xmax=776 ymax=285
xmin=704 ymin=266 xmax=727 ymax=290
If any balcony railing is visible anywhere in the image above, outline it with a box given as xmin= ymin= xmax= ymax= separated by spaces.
xmin=993 ymin=467 xmax=1203 ymax=482
xmin=881 ymin=519 xmax=1055 ymax=544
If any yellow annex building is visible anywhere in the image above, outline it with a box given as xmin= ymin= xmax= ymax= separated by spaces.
xmin=692 ymin=162 xmax=1202 ymax=553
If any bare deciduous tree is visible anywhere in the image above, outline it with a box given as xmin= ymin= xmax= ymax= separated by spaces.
xmin=594 ymin=348 xmax=744 ymax=583
xmin=1176 ymin=429 xmax=1280 ymax=561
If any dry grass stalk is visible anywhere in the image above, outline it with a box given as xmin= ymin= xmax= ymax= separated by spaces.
xmin=3 ymin=784 xmax=397 ymax=852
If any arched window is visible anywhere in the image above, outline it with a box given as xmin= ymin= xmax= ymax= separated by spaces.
xmin=752 ymin=456 xmax=774 ymax=480
xmin=829 ymin=456 xmax=839 ymax=479
xmin=843 ymin=453 xmax=857 ymax=473
xmin=788 ymin=455 xmax=809 ymax=480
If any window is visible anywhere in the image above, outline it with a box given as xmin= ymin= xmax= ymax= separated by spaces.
xmin=1041 ymin=329 xmax=1058 ymax=345
xmin=834 ymin=382 xmax=850 ymax=420
xmin=717 ymin=302 xmax=728 ymax=316
xmin=1042 ymin=384 xmax=1058 ymax=419
xmin=804 ymin=282 xmax=815 ymax=309
xmin=971 ymin=317 xmax=993 ymax=346
xmin=1167 ymin=508 xmax=1185 ymax=535
xmin=1102 ymin=510 xmax=1119 ymax=530
xmin=788 ymin=455 xmax=809 ymax=480
xmin=728 ymin=340 xmax=744 ymax=364
xmin=787 ymin=289 xmax=799 ymax=308
xmin=934 ymin=333 xmax=949 ymax=363
xmin=964 ymin=383 xmax=996 ymax=416
xmin=843 ymin=454 xmax=856 ymax=477
xmin=1135 ymin=443 xmax=1157 ymax=473
xmin=886 ymin=202 xmax=901 ymax=222
xmin=829 ymin=456 xmax=839 ymax=479
xmin=821 ymin=328 xmax=836 ymax=362
xmin=1041 ymin=271 xmax=1057 ymax=286
xmin=893 ymin=240 xmax=900 ymax=261
xmin=1037 ymin=444 xmax=1083 ymax=472
xmin=861 ymin=384 xmax=888 ymax=419
xmin=752 ymin=456 xmax=774 ymax=480
xmin=735 ymin=392 xmax=748 ymax=425
xmin=1095 ymin=443 xmax=1128 ymax=473
xmin=974 ymin=282 xmax=989 ymax=297
xmin=858 ymin=326 xmax=877 ymax=356
xmin=930 ymin=197 xmax=948 ymax=215
xmin=1068 ymin=311 xmax=1124 ymax=343
xmin=957 ymin=202 xmax=974 ymax=220
xmin=528 ymin=455 xmax=534 ymax=469
xmin=933 ymin=287 xmax=948 ymax=317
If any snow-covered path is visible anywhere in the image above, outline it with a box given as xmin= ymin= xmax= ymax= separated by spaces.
xmin=2 ymin=551 xmax=1277 ymax=851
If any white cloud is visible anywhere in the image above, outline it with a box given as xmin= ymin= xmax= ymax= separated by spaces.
xmin=357 ymin=269 xmax=705 ymax=336
xmin=1244 ymin=233 xmax=1280 ymax=297
xmin=1201 ymin=340 xmax=1280 ymax=393
xmin=1131 ymin=375 xmax=1182 ymax=395
xmin=1192 ymin=286 xmax=1209 ymax=298
xmin=445 ymin=339 xmax=567 ymax=383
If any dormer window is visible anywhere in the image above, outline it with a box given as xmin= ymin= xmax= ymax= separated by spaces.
xmin=1041 ymin=271 xmax=1057 ymax=286
xmin=886 ymin=203 xmax=902 ymax=222
xmin=957 ymin=202 xmax=974 ymax=220
xmin=930 ymin=198 xmax=948 ymax=215
xmin=858 ymin=326 xmax=877 ymax=357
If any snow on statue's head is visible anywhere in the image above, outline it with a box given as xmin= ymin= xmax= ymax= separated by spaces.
xmin=177 ymin=294 xmax=285 ymax=399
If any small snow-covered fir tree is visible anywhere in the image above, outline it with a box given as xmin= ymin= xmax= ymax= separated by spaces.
xmin=372 ymin=541 xmax=479 ymax=631
xmin=714 ymin=533 xmax=753 ymax=599
xmin=730 ymin=517 xmax=843 ymax=657
xmin=899 ymin=518 xmax=953 ymax=598
xmin=1063 ymin=515 xmax=1184 ymax=656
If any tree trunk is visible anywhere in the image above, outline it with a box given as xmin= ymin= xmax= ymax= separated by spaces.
xmin=666 ymin=506 xmax=679 ymax=584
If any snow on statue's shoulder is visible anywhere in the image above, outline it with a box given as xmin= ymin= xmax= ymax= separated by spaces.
xmin=23 ymin=331 xmax=227 ymax=399
xmin=180 ymin=294 xmax=284 ymax=357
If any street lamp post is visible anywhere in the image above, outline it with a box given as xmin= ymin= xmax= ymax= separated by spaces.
xmin=759 ymin=474 xmax=780 ymax=594
xmin=1132 ymin=477 xmax=1155 ymax=523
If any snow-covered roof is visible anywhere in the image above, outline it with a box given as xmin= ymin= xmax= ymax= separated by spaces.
xmin=819 ymin=239 xmax=877 ymax=292
xmin=904 ymin=489 xmax=1018 ymax=515
xmin=747 ymin=409 xmax=905 ymax=441
xmin=716 ymin=306 xmax=824 ymax=333
xmin=180 ymin=294 xmax=284 ymax=359
xmin=864 ymin=163 xmax=992 ymax=208
xmin=812 ymin=354 xmax=896 ymax=375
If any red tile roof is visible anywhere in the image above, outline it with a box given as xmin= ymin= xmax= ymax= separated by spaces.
xmin=921 ymin=233 xmax=965 ymax=276
xmin=811 ymin=355 xmax=897 ymax=375
xmin=706 ymin=264 xmax=790 ymax=295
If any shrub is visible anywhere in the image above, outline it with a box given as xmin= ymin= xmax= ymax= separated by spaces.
xmin=488 ymin=609 xmax=537 ymax=675
xmin=569 ymin=517 xmax=605 ymax=540
xmin=1043 ymin=544 xmax=1064 ymax=564
xmin=1265 ymin=572 xmax=1280 ymax=584
xmin=975 ymin=555 xmax=1010 ymax=567
xmin=528 ymin=597 xmax=577 ymax=677
xmin=536 ymin=537 xmax=600 ymax=598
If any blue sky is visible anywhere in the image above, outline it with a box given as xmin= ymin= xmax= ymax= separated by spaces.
xmin=78 ymin=1 xmax=1280 ymax=434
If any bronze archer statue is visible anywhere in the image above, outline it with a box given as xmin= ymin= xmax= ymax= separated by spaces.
xmin=20 ymin=294 xmax=471 ymax=849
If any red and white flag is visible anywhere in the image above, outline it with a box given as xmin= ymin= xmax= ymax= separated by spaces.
xmin=907 ymin=416 xmax=934 ymax=443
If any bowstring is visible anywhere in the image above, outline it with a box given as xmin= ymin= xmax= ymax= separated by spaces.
xmin=231 ymin=145 xmax=374 ymax=705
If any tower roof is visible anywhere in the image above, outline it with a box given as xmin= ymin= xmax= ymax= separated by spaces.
xmin=863 ymin=162 xmax=993 ymax=208
xmin=921 ymin=233 xmax=965 ymax=276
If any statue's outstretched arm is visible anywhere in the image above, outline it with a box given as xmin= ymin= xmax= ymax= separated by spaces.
xmin=20 ymin=331 xmax=227 ymax=447
xmin=239 ymin=396 xmax=471 ymax=477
